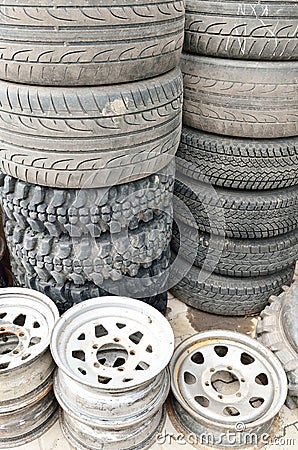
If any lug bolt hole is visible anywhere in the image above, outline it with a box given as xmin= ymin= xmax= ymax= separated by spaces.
xmin=19 ymin=333 xmax=25 ymax=337
xmin=205 ymin=382 xmax=209 ymax=386
xmin=118 ymin=367 xmax=124 ymax=371
xmin=130 ymin=350 xmax=135 ymax=355
xmin=93 ymin=345 xmax=98 ymax=349
xmin=210 ymin=368 xmax=215 ymax=373
xmin=13 ymin=350 xmax=19 ymax=354
xmin=94 ymin=362 xmax=100 ymax=368
xmin=218 ymin=395 xmax=223 ymax=399
xmin=236 ymin=393 xmax=241 ymax=397
xmin=227 ymin=366 xmax=233 ymax=370
xmin=114 ymin=338 xmax=120 ymax=343
xmin=241 ymin=378 xmax=245 ymax=383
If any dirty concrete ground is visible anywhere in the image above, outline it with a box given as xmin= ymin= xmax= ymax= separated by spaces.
xmin=8 ymin=272 xmax=298 ymax=450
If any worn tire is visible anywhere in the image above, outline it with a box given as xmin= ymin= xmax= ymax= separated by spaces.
xmin=0 ymin=1 xmax=184 ymax=86
xmin=184 ymin=0 xmax=298 ymax=60
xmin=177 ymin=126 xmax=298 ymax=190
xmin=5 ymin=213 xmax=171 ymax=287
xmin=174 ymin=173 xmax=298 ymax=239
xmin=171 ymin=220 xmax=298 ymax=277
xmin=0 ymin=69 xmax=182 ymax=188
xmin=257 ymin=284 xmax=298 ymax=409
xmin=0 ymin=163 xmax=174 ymax=238
xmin=170 ymin=252 xmax=295 ymax=316
xmin=181 ymin=54 xmax=298 ymax=138
xmin=11 ymin=250 xmax=170 ymax=315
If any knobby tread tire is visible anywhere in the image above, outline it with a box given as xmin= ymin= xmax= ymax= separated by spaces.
xmin=11 ymin=250 xmax=170 ymax=315
xmin=5 ymin=214 xmax=171 ymax=287
xmin=0 ymin=69 xmax=182 ymax=188
xmin=257 ymin=285 xmax=298 ymax=409
xmin=181 ymin=54 xmax=298 ymax=139
xmin=0 ymin=1 xmax=185 ymax=86
xmin=177 ymin=126 xmax=298 ymax=190
xmin=0 ymin=163 xmax=174 ymax=238
xmin=171 ymin=220 xmax=298 ymax=277
xmin=170 ymin=252 xmax=295 ymax=316
xmin=174 ymin=173 xmax=298 ymax=239
xmin=184 ymin=0 xmax=298 ymax=61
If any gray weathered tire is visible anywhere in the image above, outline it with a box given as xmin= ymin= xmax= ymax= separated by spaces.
xmin=10 ymin=249 xmax=170 ymax=315
xmin=181 ymin=54 xmax=298 ymax=138
xmin=5 ymin=213 xmax=172 ymax=287
xmin=177 ymin=126 xmax=298 ymax=190
xmin=0 ymin=162 xmax=174 ymax=238
xmin=171 ymin=220 xmax=298 ymax=277
xmin=0 ymin=1 xmax=184 ymax=86
xmin=184 ymin=0 xmax=298 ymax=60
xmin=257 ymin=283 xmax=298 ymax=409
xmin=170 ymin=252 xmax=295 ymax=316
xmin=0 ymin=69 xmax=182 ymax=188
xmin=174 ymin=173 xmax=298 ymax=239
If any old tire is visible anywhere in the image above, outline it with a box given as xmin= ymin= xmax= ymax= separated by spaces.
xmin=10 ymin=251 xmax=170 ymax=315
xmin=0 ymin=69 xmax=182 ymax=188
xmin=171 ymin=220 xmax=298 ymax=277
xmin=5 ymin=214 xmax=172 ymax=287
xmin=177 ymin=126 xmax=298 ymax=190
xmin=174 ymin=173 xmax=298 ymax=239
xmin=0 ymin=163 xmax=174 ymax=238
xmin=0 ymin=1 xmax=184 ymax=86
xmin=170 ymin=252 xmax=295 ymax=316
xmin=184 ymin=0 xmax=298 ymax=60
xmin=181 ymin=54 xmax=298 ymax=138
xmin=257 ymin=284 xmax=298 ymax=409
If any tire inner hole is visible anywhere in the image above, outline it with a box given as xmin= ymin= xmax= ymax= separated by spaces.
xmin=0 ymin=332 xmax=19 ymax=355
xmin=96 ymin=343 xmax=128 ymax=368
xmin=211 ymin=370 xmax=240 ymax=395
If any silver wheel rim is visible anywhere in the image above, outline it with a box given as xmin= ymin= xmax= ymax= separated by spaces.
xmin=0 ymin=288 xmax=58 ymax=372
xmin=51 ymin=296 xmax=174 ymax=389
xmin=170 ymin=331 xmax=287 ymax=430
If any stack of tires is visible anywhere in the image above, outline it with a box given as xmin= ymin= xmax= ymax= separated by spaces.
xmin=171 ymin=0 xmax=298 ymax=316
xmin=0 ymin=1 xmax=185 ymax=314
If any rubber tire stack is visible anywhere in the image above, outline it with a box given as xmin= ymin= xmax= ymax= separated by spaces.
xmin=0 ymin=1 xmax=185 ymax=314
xmin=170 ymin=0 xmax=298 ymax=316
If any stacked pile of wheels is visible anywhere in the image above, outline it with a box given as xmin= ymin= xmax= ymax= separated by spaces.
xmin=51 ymin=297 xmax=174 ymax=450
xmin=171 ymin=0 xmax=298 ymax=316
xmin=0 ymin=1 xmax=185 ymax=313
xmin=0 ymin=288 xmax=59 ymax=447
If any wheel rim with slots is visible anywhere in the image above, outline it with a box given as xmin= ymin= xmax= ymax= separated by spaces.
xmin=169 ymin=331 xmax=287 ymax=448
xmin=51 ymin=296 xmax=174 ymax=450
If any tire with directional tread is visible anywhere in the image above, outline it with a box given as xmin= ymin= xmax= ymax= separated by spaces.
xmin=181 ymin=54 xmax=298 ymax=138
xmin=0 ymin=69 xmax=182 ymax=188
xmin=184 ymin=0 xmax=298 ymax=61
xmin=0 ymin=1 xmax=185 ymax=86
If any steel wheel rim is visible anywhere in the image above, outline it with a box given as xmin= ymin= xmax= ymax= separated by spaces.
xmin=51 ymin=296 xmax=174 ymax=390
xmin=170 ymin=330 xmax=287 ymax=430
xmin=0 ymin=288 xmax=59 ymax=373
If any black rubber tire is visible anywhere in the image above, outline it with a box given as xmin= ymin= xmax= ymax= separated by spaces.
xmin=171 ymin=220 xmax=298 ymax=277
xmin=181 ymin=54 xmax=298 ymax=139
xmin=184 ymin=0 xmax=298 ymax=61
xmin=0 ymin=1 xmax=185 ymax=86
xmin=5 ymin=213 xmax=171 ymax=287
xmin=0 ymin=69 xmax=182 ymax=188
xmin=257 ymin=285 xmax=298 ymax=409
xmin=174 ymin=173 xmax=298 ymax=239
xmin=177 ymin=126 xmax=298 ymax=190
xmin=170 ymin=252 xmax=295 ymax=316
xmin=0 ymin=163 xmax=174 ymax=238
xmin=10 ymin=250 xmax=170 ymax=315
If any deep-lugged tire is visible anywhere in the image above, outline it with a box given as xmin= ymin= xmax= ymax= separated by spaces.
xmin=181 ymin=54 xmax=298 ymax=138
xmin=174 ymin=173 xmax=298 ymax=239
xmin=0 ymin=163 xmax=174 ymax=238
xmin=170 ymin=252 xmax=295 ymax=316
xmin=171 ymin=220 xmax=298 ymax=277
xmin=0 ymin=1 xmax=185 ymax=86
xmin=257 ymin=283 xmax=298 ymax=409
xmin=0 ymin=69 xmax=182 ymax=188
xmin=5 ymin=213 xmax=172 ymax=287
xmin=184 ymin=0 xmax=298 ymax=60
xmin=11 ymin=250 xmax=170 ymax=315
xmin=177 ymin=126 xmax=298 ymax=190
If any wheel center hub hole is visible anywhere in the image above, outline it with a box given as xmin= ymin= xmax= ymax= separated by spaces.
xmin=211 ymin=370 xmax=240 ymax=395
xmin=96 ymin=343 xmax=128 ymax=368
xmin=0 ymin=332 xmax=19 ymax=355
